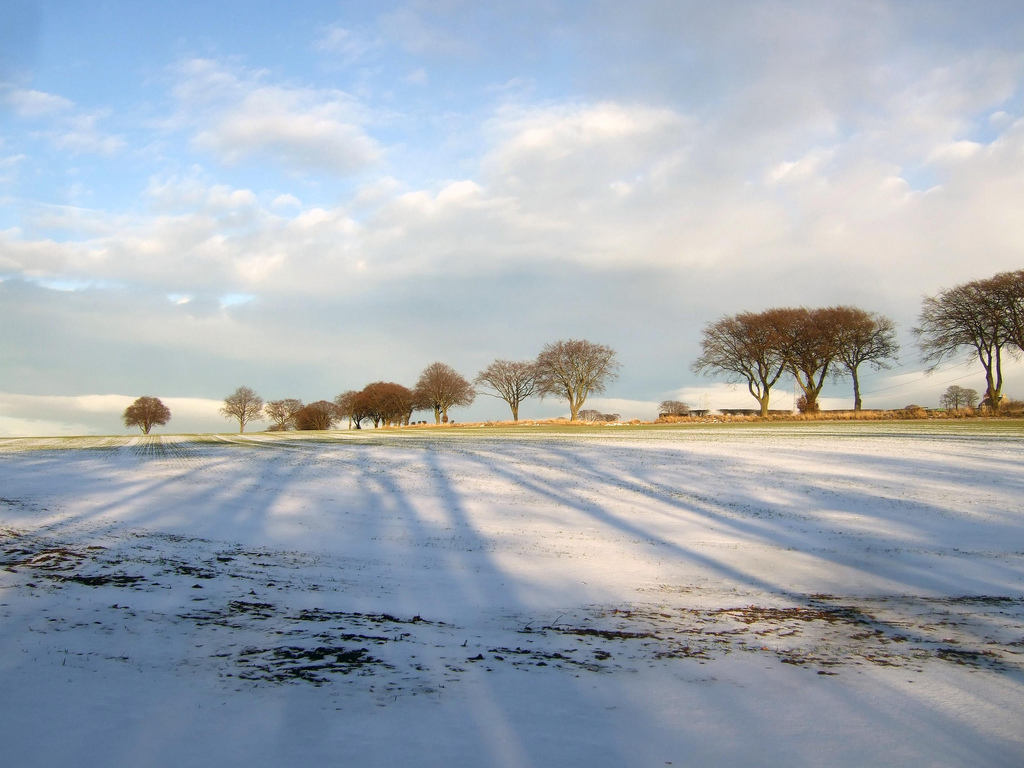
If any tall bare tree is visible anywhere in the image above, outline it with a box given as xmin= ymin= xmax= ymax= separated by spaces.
xmin=776 ymin=307 xmax=848 ymax=414
xmin=914 ymin=278 xmax=1016 ymax=408
xmin=692 ymin=311 xmax=788 ymax=417
xmin=830 ymin=307 xmax=899 ymax=411
xmin=534 ymin=339 xmax=619 ymax=421
xmin=221 ymin=386 xmax=264 ymax=433
xmin=988 ymin=269 xmax=1024 ymax=353
xmin=123 ymin=396 xmax=171 ymax=434
xmin=415 ymin=363 xmax=475 ymax=424
xmin=475 ymin=360 xmax=537 ymax=422
xmin=265 ymin=399 xmax=304 ymax=431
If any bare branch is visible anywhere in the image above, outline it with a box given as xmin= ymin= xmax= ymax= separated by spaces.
xmin=534 ymin=339 xmax=619 ymax=421
xmin=475 ymin=360 xmax=537 ymax=422
xmin=221 ymin=386 xmax=264 ymax=433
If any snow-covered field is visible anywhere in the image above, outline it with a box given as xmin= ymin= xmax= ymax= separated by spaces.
xmin=1 ymin=424 xmax=1022 ymax=767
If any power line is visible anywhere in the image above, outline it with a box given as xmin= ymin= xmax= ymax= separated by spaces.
xmin=858 ymin=364 xmax=978 ymax=398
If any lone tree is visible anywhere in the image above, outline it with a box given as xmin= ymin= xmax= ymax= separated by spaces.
xmin=221 ymin=386 xmax=264 ymax=433
xmin=830 ymin=306 xmax=899 ymax=411
xmin=475 ymin=360 xmax=537 ymax=422
xmin=123 ymin=396 xmax=171 ymax=434
xmin=692 ymin=311 xmax=788 ymax=417
xmin=659 ymin=400 xmax=690 ymax=417
xmin=940 ymin=385 xmax=979 ymax=411
xmin=415 ymin=363 xmax=475 ymax=424
xmin=293 ymin=400 xmax=339 ymax=430
xmin=914 ymin=277 xmax=1017 ymax=409
xmin=534 ymin=339 xmax=620 ymax=421
xmin=265 ymin=399 xmax=304 ymax=431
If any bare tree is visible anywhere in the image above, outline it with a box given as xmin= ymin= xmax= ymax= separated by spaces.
xmin=914 ymin=278 xmax=1017 ymax=408
xmin=221 ymin=386 xmax=264 ymax=433
xmin=988 ymin=269 xmax=1024 ymax=353
xmin=123 ymin=396 xmax=171 ymax=434
xmin=475 ymin=360 xmax=537 ymax=422
xmin=534 ymin=339 xmax=619 ymax=421
xmin=776 ymin=307 xmax=846 ymax=414
xmin=265 ymin=399 xmax=304 ymax=431
xmin=692 ymin=311 xmax=788 ymax=417
xmin=659 ymin=400 xmax=690 ymax=417
xmin=831 ymin=307 xmax=899 ymax=411
xmin=940 ymin=385 xmax=979 ymax=411
xmin=415 ymin=363 xmax=475 ymax=424
xmin=293 ymin=400 xmax=339 ymax=430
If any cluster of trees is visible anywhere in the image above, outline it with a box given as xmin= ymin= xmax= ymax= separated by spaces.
xmin=693 ymin=269 xmax=1024 ymax=415
xmin=129 ymin=270 xmax=1024 ymax=435
xmin=914 ymin=269 xmax=1024 ymax=408
xmin=940 ymin=385 xmax=979 ymax=411
xmin=213 ymin=339 xmax=620 ymax=433
xmin=693 ymin=306 xmax=899 ymax=416
xmin=578 ymin=409 xmax=621 ymax=423
xmin=659 ymin=400 xmax=691 ymax=417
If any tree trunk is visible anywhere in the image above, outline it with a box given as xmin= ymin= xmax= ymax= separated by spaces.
xmin=511 ymin=404 xmax=519 ymax=422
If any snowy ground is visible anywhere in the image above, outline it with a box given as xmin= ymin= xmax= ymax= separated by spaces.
xmin=1 ymin=424 xmax=1022 ymax=767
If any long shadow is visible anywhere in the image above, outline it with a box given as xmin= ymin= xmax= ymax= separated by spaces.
xmin=1 ymin=431 xmax=1023 ymax=767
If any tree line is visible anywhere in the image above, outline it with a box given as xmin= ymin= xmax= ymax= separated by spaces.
xmin=122 ymin=339 xmax=621 ymax=434
xmin=122 ymin=269 xmax=1024 ymax=433
xmin=692 ymin=268 xmax=1024 ymax=415
xmin=692 ymin=306 xmax=898 ymax=416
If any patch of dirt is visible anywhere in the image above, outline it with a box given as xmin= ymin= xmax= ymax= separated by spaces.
xmin=235 ymin=645 xmax=389 ymax=684
xmin=3 ymin=525 xmax=1021 ymax=696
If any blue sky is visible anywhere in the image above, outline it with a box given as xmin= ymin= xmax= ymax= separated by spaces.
xmin=2 ymin=0 xmax=1024 ymax=434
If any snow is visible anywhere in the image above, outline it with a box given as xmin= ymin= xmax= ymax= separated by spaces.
xmin=1 ymin=425 xmax=1022 ymax=767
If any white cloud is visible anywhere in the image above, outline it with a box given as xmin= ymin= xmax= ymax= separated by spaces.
xmin=0 ymin=415 xmax=96 ymax=437
xmin=271 ymin=193 xmax=301 ymax=209
xmin=52 ymin=112 xmax=126 ymax=155
xmin=0 ymin=151 xmax=26 ymax=183
xmin=315 ymin=25 xmax=383 ymax=64
xmin=584 ymin=398 xmax=661 ymax=421
xmin=379 ymin=8 xmax=473 ymax=57
xmin=405 ymin=68 xmax=428 ymax=86
xmin=2 ymin=86 xmax=124 ymax=155
xmin=2 ymin=86 xmax=73 ymax=117
xmin=0 ymin=392 xmax=225 ymax=437
xmin=173 ymin=59 xmax=382 ymax=175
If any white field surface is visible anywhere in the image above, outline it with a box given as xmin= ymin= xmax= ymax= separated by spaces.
xmin=1 ymin=422 xmax=1023 ymax=767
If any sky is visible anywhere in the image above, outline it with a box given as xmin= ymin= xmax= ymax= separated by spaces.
xmin=2 ymin=0 xmax=1024 ymax=435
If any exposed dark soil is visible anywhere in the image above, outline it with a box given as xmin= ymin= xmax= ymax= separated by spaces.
xmin=2 ymin=525 xmax=1022 ymax=696
xmin=236 ymin=645 xmax=388 ymax=684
